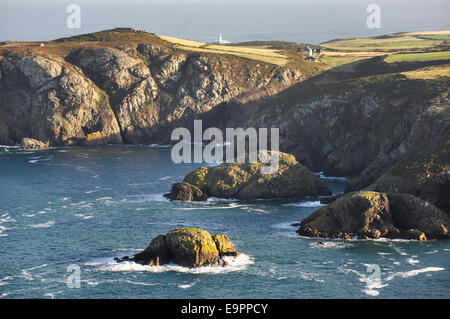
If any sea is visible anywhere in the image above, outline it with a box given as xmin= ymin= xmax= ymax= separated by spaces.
xmin=0 ymin=145 xmax=449 ymax=298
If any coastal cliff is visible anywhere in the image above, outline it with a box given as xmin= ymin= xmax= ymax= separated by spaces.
xmin=0 ymin=30 xmax=303 ymax=146
xmin=1 ymin=29 xmax=449 ymax=213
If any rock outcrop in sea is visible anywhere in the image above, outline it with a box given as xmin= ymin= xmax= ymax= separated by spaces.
xmin=164 ymin=182 xmax=207 ymax=201
xmin=165 ymin=151 xmax=331 ymax=201
xmin=297 ymin=191 xmax=450 ymax=240
xmin=20 ymin=137 xmax=49 ymax=150
xmin=116 ymin=228 xmax=239 ymax=268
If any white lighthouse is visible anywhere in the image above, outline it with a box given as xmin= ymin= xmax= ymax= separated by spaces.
xmin=214 ymin=34 xmax=230 ymax=44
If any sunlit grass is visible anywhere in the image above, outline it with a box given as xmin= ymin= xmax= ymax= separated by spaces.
xmin=401 ymin=64 xmax=450 ymax=79
xmin=322 ymin=34 xmax=447 ymax=51
xmin=159 ymin=35 xmax=289 ymax=65
xmin=385 ymin=51 xmax=450 ymax=63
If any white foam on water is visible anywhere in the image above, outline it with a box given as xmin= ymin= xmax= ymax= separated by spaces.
xmin=205 ymin=161 xmax=222 ymax=167
xmin=148 ymin=144 xmax=172 ymax=148
xmin=281 ymin=201 xmax=325 ymax=208
xmin=206 ymin=197 xmax=238 ymax=203
xmin=128 ymin=182 xmax=156 ymax=186
xmin=21 ymin=270 xmax=33 ymax=281
xmin=385 ymin=267 xmax=445 ymax=281
xmin=122 ymin=193 xmax=169 ymax=202
xmin=96 ymin=197 xmax=112 ymax=201
xmin=114 ymin=248 xmax=142 ymax=253
xmin=340 ymin=267 xmax=388 ymax=297
xmin=43 ymin=291 xmax=63 ymax=299
xmin=315 ymin=172 xmax=348 ymax=181
xmin=271 ymin=222 xmax=297 ymax=231
xmin=174 ymin=203 xmax=246 ymax=211
xmin=178 ymin=283 xmax=195 ymax=289
xmin=363 ymin=288 xmax=380 ymax=296
xmin=0 ymin=213 xmax=16 ymax=236
xmin=74 ymin=214 xmax=94 ymax=220
xmin=309 ymin=241 xmax=355 ymax=249
xmin=158 ymin=176 xmax=172 ymax=180
xmin=245 ymin=207 xmax=271 ymax=214
xmin=406 ymin=257 xmax=420 ymax=265
xmin=25 ymin=264 xmax=48 ymax=271
xmin=28 ymin=221 xmax=55 ymax=228
xmin=425 ymin=250 xmax=438 ymax=254
xmin=87 ymin=253 xmax=253 ymax=275
xmin=121 ymin=280 xmax=156 ymax=286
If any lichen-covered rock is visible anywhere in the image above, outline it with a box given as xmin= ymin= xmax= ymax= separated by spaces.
xmin=212 ymin=234 xmax=237 ymax=256
xmin=20 ymin=137 xmax=49 ymax=150
xmin=164 ymin=182 xmax=208 ymax=201
xmin=297 ymin=191 xmax=450 ymax=240
xmin=182 ymin=151 xmax=331 ymax=200
xmin=298 ymin=191 xmax=396 ymax=239
xmin=165 ymin=228 xmax=220 ymax=268
xmin=119 ymin=228 xmax=240 ymax=268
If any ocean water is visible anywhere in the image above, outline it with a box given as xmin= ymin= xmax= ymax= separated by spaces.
xmin=0 ymin=145 xmax=449 ymax=299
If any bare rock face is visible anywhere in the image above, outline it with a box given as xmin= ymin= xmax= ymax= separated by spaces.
xmin=297 ymin=191 xmax=450 ymax=240
xmin=388 ymin=193 xmax=450 ymax=239
xmin=123 ymin=228 xmax=239 ymax=268
xmin=20 ymin=137 xmax=49 ymax=150
xmin=0 ymin=55 xmax=122 ymax=146
xmin=16 ymin=56 xmax=63 ymax=90
xmin=131 ymin=235 xmax=169 ymax=266
xmin=182 ymin=151 xmax=331 ymax=200
xmin=367 ymin=147 xmax=450 ymax=213
xmin=69 ymin=47 xmax=151 ymax=94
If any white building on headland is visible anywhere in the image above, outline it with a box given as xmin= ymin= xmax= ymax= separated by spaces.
xmin=213 ymin=34 xmax=231 ymax=44
xmin=304 ymin=45 xmax=322 ymax=62
xmin=304 ymin=46 xmax=313 ymax=57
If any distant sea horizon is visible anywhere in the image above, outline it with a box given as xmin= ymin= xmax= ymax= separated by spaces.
xmin=1 ymin=0 xmax=449 ymax=44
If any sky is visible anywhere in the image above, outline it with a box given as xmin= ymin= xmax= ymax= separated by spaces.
xmin=0 ymin=0 xmax=449 ymax=43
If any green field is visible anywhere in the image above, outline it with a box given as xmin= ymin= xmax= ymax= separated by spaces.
xmin=385 ymin=51 xmax=450 ymax=63
xmin=322 ymin=33 xmax=449 ymax=51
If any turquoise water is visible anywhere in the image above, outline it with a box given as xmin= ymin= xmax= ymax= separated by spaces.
xmin=0 ymin=145 xmax=449 ymax=298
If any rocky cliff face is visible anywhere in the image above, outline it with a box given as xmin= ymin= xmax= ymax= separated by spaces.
xmin=0 ymin=54 xmax=122 ymax=145
xmin=0 ymin=39 xmax=301 ymax=146
xmin=216 ymin=59 xmax=449 ymax=201
xmin=1 ymin=34 xmax=448 ymax=213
